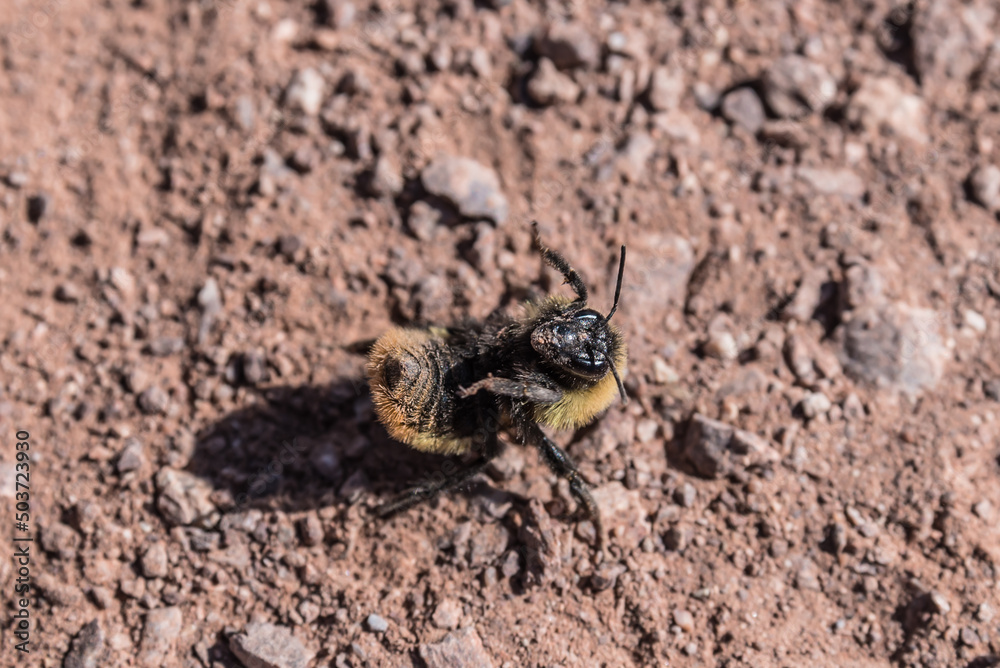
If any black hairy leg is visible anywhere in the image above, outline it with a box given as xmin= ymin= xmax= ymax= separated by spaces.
xmin=376 ymin=405 xmax=502 ymax=518
xmin=457 ymin=374 xmax=563 ymax=403
xmin=532 ymin=221 xmax=588 ymax=303
xmin=526 ymin=423 xmax=605 ymax=554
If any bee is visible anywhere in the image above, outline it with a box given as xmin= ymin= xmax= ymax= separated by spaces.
xmin=367 ymin=223 xmax=627 ymax=551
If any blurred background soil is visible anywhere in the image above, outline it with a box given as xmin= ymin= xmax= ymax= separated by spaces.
xmin=1 ymin=0 xmax=1000 ymax=666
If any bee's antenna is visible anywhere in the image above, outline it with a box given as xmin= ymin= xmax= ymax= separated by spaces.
xmin=605 ymin=243 xmax=627 ymax=404
xmin=609 ymin=358 xmax=628 ymax=405
xmin=605 ymin=244 xmax=626 ymax=321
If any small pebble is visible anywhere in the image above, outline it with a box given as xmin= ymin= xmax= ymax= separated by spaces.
xmin=55 ymin=282 xmax=82 ymax=303
xmin=139 ymin=607 xmax=183 ymax=664
xmin=769 ymin=538 xmax=789 ymax=558
xmin=969 ymin=164 xmax=1000 ymax=211
xmin=419 ymin=627 xmax=493 ymax=668
xmin=64 ymin=619 xmax=105 ymax=668
xmin=964 ymin=309 xmax=987 ymax=334
xmin=762 ymin=55 xmax=837 ymax=118
xmin=138 ymin=386 xmax=169 ymax=415
xmin=298 ymin=514 xmax=324 ymax=547
xmin=704 ymin=330 xmax=738 ymax=360
xmin=928 ymin=591 xmax=950 ymax=614
xmin=721 ymin=87 xmax=765 ymax=133
xmin=795 ymin=557 xmax=821 ymax=591
xmin=146 ymin=337 xmax=185 ymax=357
xmin=674 ymin=483 xmax=697 ymax=508
xmin=652 ymin=357 xmax=679 ymax=384
xmin=230 ymin=622 xmax=314 ymax=668
xmin=365 ymin=613 xmax=388 ymax=633
xmin=648 ymin=66 xmax=684 ymax=111
xmin=960 ymin=626 xmax=980 ymax=647
xmin=663 ymin=526 xmax=688 ymax=551
xmin=27 ymin=193 xmax=50 ymax=223
xmin=285 ymin=68 xmax=325 ymax=116
xmin=635 ymin=419 xmax=659 ymax=444
xmin=140 ymin=542 xmax=168 ymax=579
xmin=537 ymin=21 xmax=599 ymax=70
xmin=116 ymin=437 xmax=146 ymax=473
xmin=972 ymin=499 xmax=994 ymax=521
xmin=4 ymin=171 xmax=28 ymax=188
xmin=800 ymin=392 xmax=832 ymax=419
xmin=984 ymin=378 xmax=1000 ymax=401
xmin=431 ymin=598 xmax=462 ymax=630
xmin=672 ymin=609 xmax=694 ymax=633
xmin=421 ymin=155 xmax=508 ymax=224
xmin=527 ymin=58 xmax=580 ymax=106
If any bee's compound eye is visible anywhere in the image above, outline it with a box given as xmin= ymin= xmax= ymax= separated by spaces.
xmin=383 ymin=355 xmax=418 ymax=390
xmin=575 ymin=310 xmax=600 ymax=322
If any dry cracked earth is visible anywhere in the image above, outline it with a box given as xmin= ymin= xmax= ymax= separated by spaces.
xmin=1 ymin=0 xmax=1000 ymax=666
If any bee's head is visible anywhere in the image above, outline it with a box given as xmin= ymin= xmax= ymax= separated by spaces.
xmin=531 ymin=308 xmax=616 ymax=380
xmin=529 ymin=235 xmax=628 ymax=403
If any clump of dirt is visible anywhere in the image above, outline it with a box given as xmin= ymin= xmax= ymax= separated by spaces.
xmin=1 ymin=0 xmax=999 ymax=666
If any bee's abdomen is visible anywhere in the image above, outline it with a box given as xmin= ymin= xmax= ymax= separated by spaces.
xmin=366 ymin=328 xmax=473 ymax=455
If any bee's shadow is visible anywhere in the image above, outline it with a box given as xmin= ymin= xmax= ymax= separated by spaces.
xmin=188 ymin=377 xmax=593 ymax=590
xmin=186 ymin=378 xmax=450 ymax=514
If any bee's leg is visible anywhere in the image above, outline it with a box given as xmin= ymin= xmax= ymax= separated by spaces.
xmin=376 ymin=408 xmax=502 ymax=518
xmin=458 ymin=376 xmax=562 ymax=404
xmin=532 ymin=221 xmax=588 ymax=303
xmin=527 ymin=424 xmax=605 ymax=555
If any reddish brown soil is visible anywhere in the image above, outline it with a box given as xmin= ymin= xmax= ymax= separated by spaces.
xmin=1 ymin=0 xmax=999 ymax=666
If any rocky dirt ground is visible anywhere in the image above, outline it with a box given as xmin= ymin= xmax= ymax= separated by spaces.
xmin=2 ymin=0 xmax=1000 ymax=666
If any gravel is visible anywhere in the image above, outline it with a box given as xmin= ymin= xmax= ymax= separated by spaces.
xmin=647 ymin=66 xmax=685 ymax=111
xmin=683 ymin=413 xmax=778 ymax=478
xmin=799 ymin=392 xmax=832 ymax=419
xmin=139 ymin=607 xmax=183 ymax=664
xmin=155 ymin=468 xmax=219 ymax=527
xmin=365 ymin=613 xmax=389 ymax=633
xmin=536 ymin=21 xmax=599 ymax=70
xmin=672 ymin=609 xmax=695 ymax=634
xmin=137 ymin=386 xmax=169 ymax=415
xmin=674 ymin=482 xmax=697 ymax=508
xmin=839 ymin=303 xmax=950 ymax=395
xmin=968 ymin=164 xmax=1000 ymax=211
xmin=27 ymin=193 xmax=50 ymax=223
xmin=762 ymin=55 xmax=837 ymax=118
xmin=140 ymin=541 xmax=169 ymax=579
xmin=432 ymin=598 xmax=463 ymax=630
xmin=796 ymin=167 xmax=866 ymax=199
xmin=421 ymin=156 xmax=509 ymax=224
xmin=229 ymin=622 xmax=314 ymax=668
xmin=419 ymin=627 xmax=494 ymax=668
xmin=721 ymin=87 xmax=765 ymax=133
xmin=285 ymin=68 xmax=325 ymax=116
xmin=846 ymin=76 xmax=928 ymax=145
xmin=527 ymin=57 xmax=580 ymax=106
xmin=116 ymin=437 xmax=145 ymax=473
xmin=63 ymin=620 xmax=105 ymax=668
